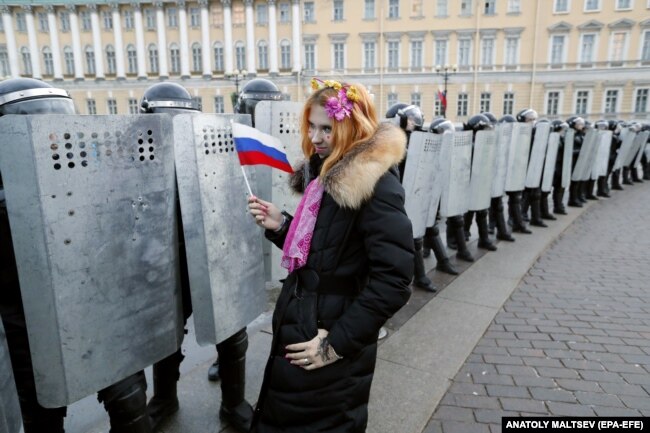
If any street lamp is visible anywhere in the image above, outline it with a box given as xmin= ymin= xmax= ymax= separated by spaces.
xmin=435 ymin=63 xmax=457 ymax=118
xmin=229 ymin=68 xmax=248 ymax=94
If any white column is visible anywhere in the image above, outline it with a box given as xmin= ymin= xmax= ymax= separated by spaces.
xmin=199 ymin=0 xmax=211 ymax=78
xmin=291 ymin=0 xmax=301 ymax=73
xmin=68 ymin=6 xmax=84 ymax=80
xmin=178 ymin=0 xmax=190 ymax=78
xmin=23 ymin=6 xmax=42 ymax=79
xmin=244 ymin=0 xmax=256 ymax=75
xmin=268 ymin=0 xmax=279 ymax=75
xmin=44 ymin=5 xmax=65 ymax=80
xmin=89 ymin=5 xmax=105 ymax=80
xmin=0 ymin=6 xmax=19 ymax=78
xmin=154 ymin=2 xmax=168 ymax=79
xmin=132 ymin=4 xmax=147 ymax=80
xmin=110 ymin=3 xmax=126 ymax=80
xmin=222 ymin=0 xmax=234 ymax=75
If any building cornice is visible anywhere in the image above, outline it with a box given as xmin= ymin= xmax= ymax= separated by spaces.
xmin=548 ymin=21 xmax=572 ymax=33
xmin=608 ymin=18 xmax=635 ymax=29
xmin=577 ymin=20 xmax=604 ymax=31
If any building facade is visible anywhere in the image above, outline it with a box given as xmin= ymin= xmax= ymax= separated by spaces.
xmin=0 ymin=0 xmax=648 ymax=122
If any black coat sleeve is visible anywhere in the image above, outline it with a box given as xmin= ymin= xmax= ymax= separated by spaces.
xmin=327 ymin=172 xmax=414 ymax=357
xmin=264 ymin=213 xmax=294 ymax=250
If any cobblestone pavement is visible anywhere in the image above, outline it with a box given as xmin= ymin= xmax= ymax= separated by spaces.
xmin=423 ymin=183 xmax=650 ymax=433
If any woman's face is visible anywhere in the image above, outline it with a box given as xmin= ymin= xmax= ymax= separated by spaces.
xmin=308 ymin=105 xmax=334 ymax=159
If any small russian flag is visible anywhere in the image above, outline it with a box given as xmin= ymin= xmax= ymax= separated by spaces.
xmin=232 ymin=123 xmax=294 ymax=174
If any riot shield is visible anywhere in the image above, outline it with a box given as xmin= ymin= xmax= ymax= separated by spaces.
xmin=541 ymin=132 xmax=560 ymax=192
xmin=254 ymin=101 xmax=304 ymax=283
xmin=491 ymin=122 xmax=512 ymax=198
xmin=505 ymin=123 xmax=533 ymax=192
xmin=0 ymin=114 xmax=183 ymax=407
xmin=525 ymin=122 xmax=550 ymax=189
xmin=571 ymin=128 xmax=597 ymax=181
xmin=592 ymin=130 xmax=613 ymax=179
xmin=581 ymin=129 xmax=600 ymax=181
xmin=439 ymin=131 xmax=472 ymax=217
xmin=468 ymin=130 xmax=496 ymax=211
xmin=425 ymin=133 xmax=450 ymax=227
xmin=617 ymin=129 xmax=638 ymax=168
xmin=402 ymin=131 xmax=441 ymax=238
xmin=561 ymin=129 xmax=574 ymax=188
xmin=633 ymin=131 xmax=650 ymax=168
xmin=173 ymin=114 xmax=266 ymax=346
xmin=0 ymin=321 xmax=22 ymax=433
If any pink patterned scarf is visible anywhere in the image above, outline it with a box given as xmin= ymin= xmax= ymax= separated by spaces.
xmin=281 ymin=178 xmax=325 ymax=273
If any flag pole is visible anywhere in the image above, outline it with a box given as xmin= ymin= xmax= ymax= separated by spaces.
xmin=240 ymin=166 xmax=254 ymax=197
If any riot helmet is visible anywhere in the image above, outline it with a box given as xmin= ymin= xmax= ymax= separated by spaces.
xmin=516 ymin=108 xmax=538 ymax=123
xmin=550 ymin=119 xmax=569 ymax=133
xmin=464 ymin=114 xmax=493 ymax=131
xmin=234 ymin=78 xmax=282 ymax=125
xmin=386 ymin=102 xmax=424 ymax=132
xmin=536 ymin=118 xmax=550 ymax=124
xmin=595 ymin=119 xmax=609 ymax=131
xmin=498 ymin=114 xmax=516 ymax=123
xmin=140 ymin=82 xmax=199 ymax=114
xmin=567 ymin=116 xmax=585 ymax=131
xmin=0 ymin=77 xmax=75 ymax=116
xmin=608 ymin=120 xmax=621 ymax=134
xmin=481 ymin=112 xmax=497 ymax=125
xmin=429 ymin=118 xmax=454 ymax=134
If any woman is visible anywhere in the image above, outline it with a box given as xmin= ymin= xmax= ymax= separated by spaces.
xmin=248 ymin=79 xmax=413 ymax=432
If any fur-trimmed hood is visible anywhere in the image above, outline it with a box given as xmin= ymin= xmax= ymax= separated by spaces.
xmin=289 ymin=123 xmax=407 ymax=209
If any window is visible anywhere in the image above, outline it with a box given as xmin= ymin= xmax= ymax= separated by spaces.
xmin=127 ymin=44 xmax=137 ymax=74
xmin=554 ymin=0 xmax=569 ymax=12
xmin=364 ymin=42 xmax=376 ymax=70
xmin=503 ymin=92 xmax=514 ymax=115
xmin=333 ymin=43 xmax=345 ymax=70
xmin=148 ymin=44 xmax=159 ymax=73
xmin=412 ymin=0 xmax=423 ymax=16
xmin=304 ymin=43 xmax=315 ymax=70
xmin=546 ymin=91 xmax=560 ymax=115
xmin=387 ymin=93 xmax=398 ymax=111
xmin=280 ymin=40 xmax=291 ymax=69
xmin=458 ymin=39 xmax=471 ymax=67
xmin=484 ymin=0 xmax=496 ymax=14
xmin=333 ymin=0 xmax=344 ymax=21
xmin=0 ymin=46 xmax=9 ymax=76
xmin=575 ymin=90 xmax=589 ymax=115
xmin=279 ymin=3 xmax=291 ymax=23
xmin=411 ymin=92 xmax=421 ymax=107
xmin=461 ymin=0 xmax=473 ymax=15
xmin=170 ymin=44 xmax=181 ymax=73
xmin=634 ymin=88 xmax=648 ymax=113
xmin=214 ymin=43 xmax=224 ymax=71
xmin=167 ymin=8 xmax=178 ymax=27
xmin=436 ymin=0 xmax=448 ymax=16
xmin=550 ymin=35 xmax=565 ymax=66
xmin=102 ymin=11 xmax=113 ymax=30
xmin=87 ymin=99 xmax=97 ymax=115
xmin=106 ymin=45 xmax=116 ymax=74
xmin=232 ymin=3 xmax=244 ymax=25
xmin=580 ymin=34 xmax=595 ymax=64
xmin=435 ymin=39 xmax=448 ymax=66
xmin=434 ymin=99 xmax=442 ymax=116
xmin=505 ymin=37 xmax=519 ymax=66
xmin=480 ymin=92 xmax=491 ymax=113
xmin=642 ymin=31 xmax=650 ymax=62
xmin=256 ymin=3 xmax=268 ymax=24
xmin=145 ymin=8 xmax=156 ymax=30
xmin=410 ymin=40 xmax=422 ymax=69
xmin=457 ymin=93 xmax=469 ymax=116
xmin=214 ymin=96 xmax=225 ymax=114
xmin=212 ymin=5 xmax=223 ymax=26
xmin=388 ymin=0 xmax=400 ymax=18
xmin=507 ymin=0 xmax=521 ymax=13
xmin=388 ymin=41 xmax=399 ymax=69
xmin=258 ymin=41 xmax=268 ymax=70
xmin=16 ymin=12 xmax=26 ymax=32
xmin=616 ymin=0 xmax=632 ymax=8
xmin=192 ymin=43 xmax=202 ymax=72
xmin=36 ymin=13 xmax=48 ymax=32
xmin=123 ymin=9 xmax=134 ymax=30
xmin=189 ymin=8 xmax=200 ymax=27
xmin=585 ymin=0 xmax=599 ymax=10
xmin=364 ymin=0 xmax=375 ymax=19
xmin=610 ymin=32 xmax=626 ymax=64
xmin=192 ymin=97 xmax=202 ymax=112
xmin=107 ymin=99 xmax=118 ymax=115
xmin=80 ymin=11 xmax=91 ymax=31
xmin=85 ymin=46 xmax=95 ymax=75
xmin=43 ymin=47 xmax=54 ymax=75
xmin=481 ymin=37 xmax=494 ymax=67
xmin=235 ymin=42 xmax=246 ymax=70
xmin=128 ymin=98 xmax=139 ymax=114
xmin=64 ymin=46 xmax=75 ymax=75
xmin=604 ymin=89 xmax=618 ymax=113
xmin=303 ymin=2 xmax=314 ymax=22
xmin=21 ymin=47 xmax=32 ymax=75
xmin=60 ymin=11 xmax=70 ymax=32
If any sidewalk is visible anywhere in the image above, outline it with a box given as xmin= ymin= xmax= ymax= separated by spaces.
xmin=65 ymin=182 xmax=645 ymax=432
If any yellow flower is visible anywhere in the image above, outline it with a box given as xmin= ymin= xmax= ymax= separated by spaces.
xmin=346 ymin=86 xmax=359 ymax=102
xmin=310 ymin=78 xmax=320 ymax=90
xmin=331 ymin=81 xmax=342 ymax=91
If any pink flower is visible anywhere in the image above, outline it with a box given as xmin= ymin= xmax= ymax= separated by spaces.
xmin=324 ymin=90 xmax=353 ymax=121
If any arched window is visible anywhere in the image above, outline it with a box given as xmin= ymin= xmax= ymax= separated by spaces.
xmin=148 ymin=43 xmax=159 ymax=74
xmin=105 ymin=45 xmax=116 ymax=74
xmin=191 ymin=42 xmax=202 ymax=72
xmin=0 ymin=45 xmax=10 ymax=76
xmin=235 ymin=41 xmax=246 ymax=70
xmin=20 ymin=46 xmax=32 ymax=75
xmin=280 ymin=39 xmax=291 ymax=70
xmin=213 ymin=42 xmax=224 ymax=72
xmin=63 ymin=46 xmax=75 ymax=75
xmin=257 ymin=40 xmax=268 ymax=70
xmin=42 ymin=46 xmax=54 ymax=76
xmin=85 ymin=45 xmax=95 ymax=75
xmin=169 ymin=43 xmax=180 ymax=74
xmin=126 ymin=44 xmax=137 ymax=74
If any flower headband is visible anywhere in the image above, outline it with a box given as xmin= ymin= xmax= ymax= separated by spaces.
xmin=310 ymin=78 xmax=360 ymax=122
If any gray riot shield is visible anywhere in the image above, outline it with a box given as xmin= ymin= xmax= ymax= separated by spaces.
xmin=425 ymin=133 xmax=450 ymax=227
xmin=173 ymin=114 xmax=266 ymax=346
xmin=525 ymin=123 xmax=550 ymax=189
xmin=633 ymin=131 xmax=650 ymax=168
xmin=0 ymin=322 xmax=22 ymax=433
xmin=254 ymin=101 xmax=304 ymax=282
xmin=581 ymin=129 xmax=600 ymax=181
xmin=403 ymin=131 xmax=441 ymax=238
xmin=468 ymin=130 xmax=496 ymax=211
xmin=593 ymin=130 xmax=613 ymax=179
xmin=490 ymin=122 xmax=512 ymax=198
xmin=614 ymin=128 xmax=636 ymax=170
xmin=561 ymin=129 xmax=574 ymax=188
xmin=0 ymin=114 xmax=183 ymax=407
xmin=571 ymin=128 xmax=597 ymax=181
xmin=505 ymin=123 xmax=533 ymax=192
xmin=541 ymin=132 xmax=560 ymax=192
xmin=645 ymin=135 xmax=650 ymax=160
xmin=440 ymin=131 xmax=472 ymax=217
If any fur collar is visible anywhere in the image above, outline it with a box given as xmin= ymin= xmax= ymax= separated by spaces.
xmin=289 ymin=123 xmax=406 ymax=209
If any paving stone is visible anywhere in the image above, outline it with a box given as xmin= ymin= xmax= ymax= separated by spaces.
xmin=560 ymin=359 xmax=605 ymax=371
xmin=473 ymin=409 xmax=519 ymax=424
xmin=547 ymin=402 xmax=596 ymax=416
xmin=574 ymin=391 xmax=625 ymax=407
xmin=485 ymin=385 xmax=529 ymax=399
xmin=512 ymin=375 xmax=557 ymax=388
xmin=500 ymin=398 xmax=547 ymax=413
xmin=592 ymin=406 xmax=642 ymax=417
xmin=452 ymin=395 xmax=501 ymax=410
xmin=578 ymin=370 xmax=625 ymax=383
xmin=432 ymin=406 xmax=475 ymax=422
xmin=448 ymin=383 xmax=488 ymax=396
xmin=599 ymin=382 xmax=648 ymax=397
xmin=619 ymin=396 xmax=650 ymax=410
xmin=621 ymin=373 xmax=650 ymax=386
xmin=529 ymin=387 xmax=577 ymax=403
xmin=555 ymin=379 xmax=603 ymax=393
xmin=536 ymin=367 xmax=580 ymax=379
xmin=440 ymin=421 xmax=491 ymax=433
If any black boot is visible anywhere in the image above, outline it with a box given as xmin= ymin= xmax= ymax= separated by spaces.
xmin=428 ymin=224 xmax=459 ymax=275
xmin=585 ymin=179 xmax=598 ymax=200
xmin=491 ymin=197 xmax=514 ymax=241
xmin=528 ymin=189 xmax=548 ymax=227
xmin=596 ymin=176 xmax=610 ymax=197
xmin=552 ymin=187 xmax=567 ymax=215
xmin=207 ymin=357 xmax=219 ymax=381
xmin=450 ymin=216 xmax=474 ymax=262
xmin=578 ymin=181 xmax=588 ymax=203
xmin=147 ymin=350 xmax=183 ymax=431
xmin=476 ymin=210 xmax=496 ymax=251
xmin=631 ymin=166 xmax=644 ymax=183
xmin=463 ymin=212 xmax=473 ymax=241
xmin=520 ymin=191 xmax=530 ymax=222
xmin=611 ymin=169 xmax=623 ymax=190
xmin=567 ymin=181 xmax=583 ymax=207
xmin=508 ymin=192 xmax=531 ymax=234
xmin=217 ymin=329 xmax=253 ymax=433
xmin=412 ymin=238 xmax=436 ymax=292
xmin=99 ymin=372 xmax=152 ymax=433
xmin=540 ymin=192 xmax=556 ymax=220
xmin=422 ymin=226 xmax=433 ymax=258
xmin=488 ymin=204 xmax=496 ymax=235
xmin=622 ymin=167 xmax=633 ymax=185
xmin=446 ymin=219 xmax=458 ymax=250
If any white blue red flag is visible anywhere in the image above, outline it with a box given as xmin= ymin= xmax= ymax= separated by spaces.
xmin=232 ymin=123 xmax=293 ymax=173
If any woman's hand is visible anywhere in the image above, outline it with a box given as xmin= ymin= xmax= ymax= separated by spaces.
xmin=248 ymin=196 xmax=283 ymax=231
xmin=285 ymin=329 xmax=341 ymax=370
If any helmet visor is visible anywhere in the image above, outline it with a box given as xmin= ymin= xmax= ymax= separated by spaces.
xmin=0 ymin=98 xmax=76 ymax=115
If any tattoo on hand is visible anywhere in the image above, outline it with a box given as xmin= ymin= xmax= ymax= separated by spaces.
xmin=318 ymin=337 xmax=332 ymax=362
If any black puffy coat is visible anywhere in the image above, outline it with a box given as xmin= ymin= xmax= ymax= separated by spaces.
xmin=253 ymin=124 xmax=414 ymax=433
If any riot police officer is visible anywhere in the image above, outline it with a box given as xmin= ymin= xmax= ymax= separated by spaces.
xmin=463 ymin=114 xmax=497 ymax=252
xmin=593 ymin=119 xmax=611 ymax=198
xmin=234 ymin=78 xmax=284 ymax=127
xmin=0 ymin=78 xmax=151 ymax=433
xmin=488 ymin=115 xmax=516 ymax=242
xmin=550 ymin=119 xmax=570 ymax=215
xmin=505 ymin=109 xmax=536 ymax=234
xmin=140 ymin=81 xmax=255 ymax=433
xmin=623 ymin=122 xmax=644 ymax=184
xmin=642 ymin=124 xmax=650 ymax=180
xmin=567 ymin=116 xmax=586 ymax=207
xmin=520 ymin=117 xmax=551 ymax=227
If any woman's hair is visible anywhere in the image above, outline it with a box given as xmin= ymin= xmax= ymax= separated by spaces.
xmin=300 ymin=82 xmax=378 ymax=176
